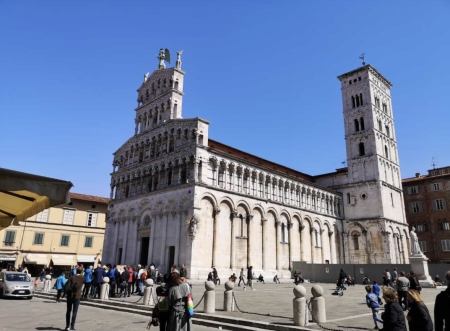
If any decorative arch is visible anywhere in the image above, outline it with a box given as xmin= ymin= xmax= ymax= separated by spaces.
xmin=251 ymin=204 xmax=265 ymax=219
xmin=303 ymin=215 xmax=313 ymax=229
xmin=236 ymin=200 xmax=251 ymax=215
xmin=200 ymin=192 xmax=219 ymax=209
xmin=218 ymin=196 xmax=235 ymax=211
xmin=266 ymin=207 xmax=279 ymax=220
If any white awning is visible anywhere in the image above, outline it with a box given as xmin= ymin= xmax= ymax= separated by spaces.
xmin=0 ymin=256 xmax=16 ymax=261
xmin=23 ymin=253 xmax=48 ymax=265
xmin=77 ymin=255 xmax=96 ymax=263
xmin=51 ymin=254 xmax=75 ymax=266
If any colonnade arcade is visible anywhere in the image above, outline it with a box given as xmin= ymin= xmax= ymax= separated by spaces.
xmin=209 ymin=157 xmax=342 ymax=218
xmin=196 ymin=195 xmax=339 ymax=275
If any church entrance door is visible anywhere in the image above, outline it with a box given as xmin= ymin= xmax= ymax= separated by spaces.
xmin=140 ymin=237 xmax=149 ymax=266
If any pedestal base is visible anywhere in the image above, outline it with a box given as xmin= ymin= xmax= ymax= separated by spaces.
xmin=409 ymin=254 xmax=434 ymax=288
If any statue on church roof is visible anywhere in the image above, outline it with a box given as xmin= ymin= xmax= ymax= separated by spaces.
xmin=176 ymin=50 xmax=183 ymax=69
xmin=157 ymin=48 xmax=171 ymax=70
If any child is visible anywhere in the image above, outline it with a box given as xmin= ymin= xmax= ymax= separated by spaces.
xmin=34 ymin=277 xmax=40 ymax=290
xmin=365 ymin=285 xmax=383 ymax=330
xmin=55 ymin=271 xmax=67 ymax=302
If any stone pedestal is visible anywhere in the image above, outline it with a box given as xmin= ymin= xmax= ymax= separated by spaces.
xmin=143 ymin=279 xmax=154 ymax=306
xmin=409 ymin=254 xmax=434 ymax=288
xmin=223 ymin=281 xmax=234 ymax=312
xmin=310 ymin=285 xmax=326 ymax=323
xmin=293 ymin=285 xmax=307 ymax=326
xmin=100 ymin=277 xmax=110 ymax=300
xmin=203 ymin=281 xmax=215 ymax=314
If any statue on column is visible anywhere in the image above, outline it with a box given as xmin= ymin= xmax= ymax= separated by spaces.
xmin=157 ymin=48 xmax=171 ymax=70
xmin=410 ymin=227 xmax=422 ymax=255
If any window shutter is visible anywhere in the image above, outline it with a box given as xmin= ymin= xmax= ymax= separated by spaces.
xmin=36 ymin=209 xmax=49 ymax=222
xmin=62 ymin=209 xmax=75 ymax=225
xmin=91 ymin=213 xmax=98 ymax=227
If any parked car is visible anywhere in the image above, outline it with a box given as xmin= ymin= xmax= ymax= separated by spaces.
xmin=0 ymin=271 xmax=34 ymax=299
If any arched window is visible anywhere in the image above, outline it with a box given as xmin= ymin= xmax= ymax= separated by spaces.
xmin=347 ymin=193 xmax=351 ymax=204
xmin=359 ymin=142 xmax=365 ymax=156
xmin=352 ymin=96 xmax=356 ymax=108
xmin=378 ymin=120 xmax=382 ymax=131
xmin=281 ymin=223 xmax=286 ymax=242
xmin=354 ymin=119 xmax=360 ymax=132
xmin=360 ymin=93 xmax=363 ymax=105
xmin=385 ymin=125 xmax=390 ymax=137
xmin=360 ymin=117 xmax=365 ymax=130
xmin=239 ymin=215 xmax=245 ymax=237
xmin=174 ymin=80 xmax=179 ymax=90
xmin=353 ymin=234 xmax=359 ymax=250
xmin=385 ymin=145 xmax=389 ymax=159
xmin=356 ymin=95 xmax=360 ymax=107
xmin=314 ymin=230 xmax=319 ymax=247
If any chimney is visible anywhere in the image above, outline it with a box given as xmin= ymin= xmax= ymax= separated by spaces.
xmin=415 ymin=173 xmax=420 ymax=178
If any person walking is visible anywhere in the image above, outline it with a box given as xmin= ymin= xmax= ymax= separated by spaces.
xmin=64 ymin=267 xmax=84 ymax=331
xmin=238 ymin=268 xmax=246 ymax=286
xmin=244 ymin=266 xmax=255 ymax=291
xmin=127 ymin=265 xmax=134 ymax=297
xmin=365 ymin=285 xmax=383 ymax=330
xmin=385 ymin=269 xmax=393 ymax=287
xmin=396 ymin=271 xmax=410 ymax=311
xmin=82 ymin=265 xmax=93 ymax=298
xmin=55 ymin=271 xmax=66 ymax=303
xmin=212 ymin=266 xmax=218 ymax=285
xmin=167 ymin=272 xmax=193 ymax=331
xmin=408 ymin=270 xmax=422 ymax=293
xmin=136 ymin=264 xmax=144 ymax=295
xmin=406 ymin=289 xmax=433 ymax=331
xmin=434 ymin=270 xmax=450 ymax=331
xmin=92 ymin=264 xmax=103 ymax=299
xmin=381 ymin=286 xmax=406 ymax=331
xmin=338 ymin=269 xmax=347 ymax=288
xmin=120 ymin=266 xmax=130 ymax=297
xmin=293 ymin=271 xmax=299 ymax=285
xmin=179 ymin=264 xmax=187 ymax=278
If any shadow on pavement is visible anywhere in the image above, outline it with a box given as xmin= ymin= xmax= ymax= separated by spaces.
xmin=337 ymin=326 xmax=370 ymax=330
xmin=35 ymin=328 xmax=63 ymax=330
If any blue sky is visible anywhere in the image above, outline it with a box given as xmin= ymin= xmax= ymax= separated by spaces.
xmin=1 ymin=1 xmax=449 ymax=198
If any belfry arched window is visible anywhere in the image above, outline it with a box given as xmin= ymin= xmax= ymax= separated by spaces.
xmin=359 ymin=142 xmax=365 ymax=156
xmin=354 ymin=119 xmax=360 ymax=132
xmin=385 ymin=145 xmax=389 ymax=159
xmin=359 ymin=93 xmax=363 ymax=105
xmin=360 ymin=117 xmax=365 ymax=130
xmin=356 ymin=95 xmax=360 ymax=107
xmin=353 ymin=233 xmax=359 ymax=250
xmin=281 ymin=223 xmax=286 ymax=242
xmin=347 ymin=193 xmax=351 ymax=204
xmin=352 ymin=96 xmax=356 ymax=108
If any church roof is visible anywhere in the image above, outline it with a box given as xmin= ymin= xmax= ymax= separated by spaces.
xmin=337 ymin=64 xmax=393 ymax=87
xmin=70 ymin=192 xmax=109 ymax=204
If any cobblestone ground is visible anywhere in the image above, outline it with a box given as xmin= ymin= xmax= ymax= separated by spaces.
xmin=31 ymin=281 xmax=444 ymax=331
xmin=0 ymin=295 xmax=217 ymax=331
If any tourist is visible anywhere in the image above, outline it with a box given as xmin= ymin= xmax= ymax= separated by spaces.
xmin=273 ymin=275 xmax=280 ymax=284
xmin=149 ymin=264 xmax=157 ymax=283
xmin=55 ymin=271 xmax=66 ymax=303
xmin=120 ymin=266 xmax=129 ymax=297
xmin=381 ymin=286 xmax=406 ymax=331
xmin=257 ymin=274 xmax=265 ymax=283
xmin=167 ymin=272 xmax=193 ymax=331
xmin=23 ymin=266 xmax=29 ymax=274
xmin=434 ymin=275 xmax=443 ymax=287
xmin=346 ymin=275 xmax=355 ymax=286
xmin=238 ymin=268 xmax=246 ymax=286
xmin=293 ymin=270 xmax=299 ymax=285
xmin=372 ymin=280 xmax=382 ymax=304
xmin=108 ymin=265 xmax=116 ymax=297
xmin=298 ymin=271 xmax=304 ymax=284
xmin=171 ymin=265 xmax=179 ymax=273
xmin=396 ymin=271 xmax=410 ymax=311
xmin=338 ymin=269 xmax=347 ymax=288
xmin=243 ymin=266 xmax=255 ymax=291
xmin=392 ymin=268 xmax=398 ymax=285
xmin=64 ymin=267 xmax=84 ymax=331
xmin=212 ymin=266 xmax=218 ymax=285
xmin=408 ymin=270 xmax=422 ymax=293
xmin=229 ymin=273 xmax=237 ymax=283
xmin=406 ymin=289 xmax=433 ymax=331
xmin=385 ymin=269 xmax=393 ymax=287
xmin=434 ymin=270 xmax=450 ymax=331
xmin=82 ymin=265 xmax=93 ymax=298
xmin=179 ymin=264 xmax=187 ymax=278
xmin=92 ymin=264 xmax=104 ymax=299
xmin=136 ymin=264 xmax=145 ymax=295
xmin=127 ymin=265 xmax=134 ymax=297
xmin=365 ymin=285 xmax=383 ymax=330
xmin=207 ymin=271 xmax=213 ymax=282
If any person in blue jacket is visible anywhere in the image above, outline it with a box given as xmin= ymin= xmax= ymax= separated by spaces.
xmin=55 ymin=271 xmax=67 ymax=303
xmin=92 ymin=264 xmax=104 ymax=299
xmin=82 ymin=265 xmax=93 ymax=298
xmin=365 ymin=285 xmax=383 ymax=330
xmin=108 ymin=264 xmax=116 ymax=298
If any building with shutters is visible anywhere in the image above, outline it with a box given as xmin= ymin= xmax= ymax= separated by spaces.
xmin=103 ymin=50 xmax=410 ymax=280
xmin=402 ymin=167 xmax=450 ymax=263
xmin=0 ymin=193 xmax=108 ymax=276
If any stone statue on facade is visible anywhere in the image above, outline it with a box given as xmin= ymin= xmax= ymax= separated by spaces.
xmin=176 ymin=50 xmax=183 ymax=69
xmin=157 ymin=48 xmax=171 ymax=70
xmin=188 ymin=215 xmax=198 ymax=238
xmin=410 ymin=227 xmax=422 ymax=255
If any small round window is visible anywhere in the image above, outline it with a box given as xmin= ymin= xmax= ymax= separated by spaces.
xmin=361 ymin=193 xmax=368 ymax=200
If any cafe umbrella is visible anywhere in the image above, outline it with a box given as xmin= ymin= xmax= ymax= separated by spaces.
xmin=0 ymin=168 xmax=73 ymax=230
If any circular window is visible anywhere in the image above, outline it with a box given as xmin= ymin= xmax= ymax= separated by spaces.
xmin=361 ymin=193 xmax=367 ymax=200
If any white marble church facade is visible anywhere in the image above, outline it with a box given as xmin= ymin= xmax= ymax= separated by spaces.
xmin=102 ymin=50 xmax=410 ymax=279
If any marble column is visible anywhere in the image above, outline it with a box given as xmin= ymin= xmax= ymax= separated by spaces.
xmin=288 ymin=222 xmax=293 ymax=270
xmin=261 ymin=218 xmax=267 ymax=270
xmin=121 ymin=220 xmax=130 ymax=264
xmin=400 ymin=235 xmax=406 ymax=264
xmin=310 ymin=228 xmax=315 ymax=263
xmin=330 ymin=231 xmax=337 ymax=264
xmin=230 ymin=212 xmax=237 ymax=269
xmin=160 ymin=213 xmax=168 ymax=271
xmin=114 ymin=221 xmax=120 ymax=263
xmin=320 ymin=229 xmax=326 ymax=263
xmin=275 ymin=219 xmax=280 ymax=271
xmin=147 ymin=218 xmax=156 ymax=266
xmin=299 ymin=225 xmax=305 ymax=262
xmin=247 ymin=215 xmax=253 ymax=267
xmin=211 ymin=208 xmax=221 ymax=268
xmin=193 ymin=161 xmax=199 ymax=183
xmin=175 ymin=212 xmax=183 ymax=267
xmin=178 ymin=166 xmax=182 ymax=185
xmin=136 ymin=233 xmax=142 ymax=265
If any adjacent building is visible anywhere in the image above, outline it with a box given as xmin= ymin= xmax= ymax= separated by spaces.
xmin=402 ymin=167 xmax=450 ymax=263
xmin=0 ymin=193 xmax=108 ymax=275
xmin=103 ymin=49 xmax=410 ymax=280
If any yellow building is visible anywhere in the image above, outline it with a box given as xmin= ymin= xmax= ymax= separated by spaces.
xmin=0 ymin=193 xmax=108 ymax=276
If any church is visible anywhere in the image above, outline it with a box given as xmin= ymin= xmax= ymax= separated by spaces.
xmin=102 ymin=49 xmax=410 ymax=279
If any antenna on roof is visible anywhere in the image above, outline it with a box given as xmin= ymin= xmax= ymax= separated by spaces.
xmin=341 ymin=160 xmax=347 ymax=166
xmin=431 ymin=157 xmax=438 ymax=169
xmin=359 ymin=53 xmax=366 ymax=65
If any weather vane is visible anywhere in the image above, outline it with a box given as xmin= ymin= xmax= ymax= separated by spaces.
xmin=359 ymin=53 xmax=366 ymax=65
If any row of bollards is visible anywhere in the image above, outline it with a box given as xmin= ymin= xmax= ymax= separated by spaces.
xmin=96 ymin=277 xmax=325 ymax=327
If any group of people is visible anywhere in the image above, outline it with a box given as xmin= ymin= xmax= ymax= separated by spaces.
xmin=363 ymin=270 xmax=450 ymax=331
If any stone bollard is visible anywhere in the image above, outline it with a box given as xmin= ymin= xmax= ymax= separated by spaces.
xmin=223 ymin=281 xmax=234 ymax=311
xmin=310 ymin=285 xmax=326 ymax=323
xmin=203 ymin=281 xmax=215 ymax=314
xmin=293 ymin=285 xmax=307 ymax=326
xmin=44 ymin=275 xmax=52 ymax=292
xmin=100 ymin=277 xmax=110 ymax=300
xmin=143 ymin=279 xmax=154 ymax=306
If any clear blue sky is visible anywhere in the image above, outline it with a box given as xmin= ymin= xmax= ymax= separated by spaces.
xmin=1 ymin=1 xmax=449 ymax=198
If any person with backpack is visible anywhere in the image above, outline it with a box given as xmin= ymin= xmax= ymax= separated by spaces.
xmin=64 ymin=267 xmax=84 ymax=331
xmin=434 ymin=270 xmax=450 ymax=331
xmin=55 ymin=271 xmax=66 ymax=303
xmin=365 ymin=285 xmax=383 ymax=330
xmin=120 ymin=266 xmax=130 ymax=297
xmin=167 ymin=272 xmax=192 ymax=331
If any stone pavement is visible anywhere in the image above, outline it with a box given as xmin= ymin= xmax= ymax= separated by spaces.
xmin=0 ymin=296 xmax=218 ymax=331
xmin=34 ymin=281 xmax=444 ymax=331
